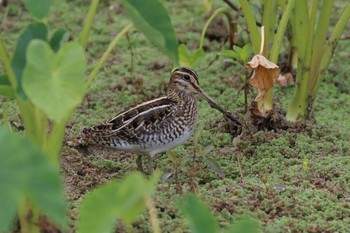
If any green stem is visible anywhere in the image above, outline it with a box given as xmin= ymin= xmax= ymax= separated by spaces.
xmin=18 ymin=198 xmax=40 ymax=233
xmin=199 ymin=8 xmax=232 ymax=49
xmin=0 ymin=37 xmax=17 ymax=90
xmin=33 ymin=107 xmax=48 ymax=147
xmin=17 ymin=100 xmax=37 ymax=140
xmin=287 ymin=0 xmax=316 ymax=121
xmin=239 ymin=0 xmax=261 ymax=53
xmin=18 ymin=198 xmax=28 ymax=233
xmin=262 ymin=0 xmax=277 ymax=51
xmin=45 ymin=120 xmax=66 ymax=166
xmin=311 ymin=2 xmax=350 ymax=98
xmin=78 ymin=0 xmax=100 ymax=48
xmin=309 ymin=0 xmax=334 ymax=90
xmin=269 ymin=0 xmax=295 ymax=63
xmin=85 ymin=24 xmax=132 ymax=87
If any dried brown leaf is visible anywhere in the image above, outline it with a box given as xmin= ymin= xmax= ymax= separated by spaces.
xmin=277 ymin=72 xmax=294 ymax=86
xmin=246 ymin=55 xmax=280 ymax=101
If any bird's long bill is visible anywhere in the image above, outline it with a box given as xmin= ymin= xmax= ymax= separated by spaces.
xmin=197 ymin=88 xmax=241 ymax=125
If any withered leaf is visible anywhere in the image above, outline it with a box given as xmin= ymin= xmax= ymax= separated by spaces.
xmin=245 ymin=54 xmax=280 ymax=101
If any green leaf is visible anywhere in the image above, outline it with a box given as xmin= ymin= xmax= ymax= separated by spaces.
xmin=226 ymin=215 xmax=261 ymax=233
xmin=179 ymin=194 xmax=219 ymax=233
xmin=233 ymin=45 xmax=243 ymax=54
xmin=218 ymin=50 xmax=239 ymax=60
xmin=203 ymin=156 xmax=225 ymax=178
xmin=11 ymin=22 xmax=48 ymax=99
xmin=77 ymin=172 xmax=159 ymax=233
xmin=240 ymin=44 xmax=253 ymax=63
xmin=191 ymin=48 xmax=205 ymax=67
xmin=0 ymin=128 xmax=66 ymax=232
xmin=119 ymin=0 xmax=179 ymax=65
xmin=179 ymin=45 xmax=205 ymax=68
xmin=50 ymin=28 xmax=70 ymax=52
xmin=22 ymin=40 xmax=85 ymax=122
xmin=23 ymin=0 xmax=52 ymax=20
xmin=179 ymin=44 xmax=192 ymax=67
xmin=0 ymin=75 xmax=15 ymax=99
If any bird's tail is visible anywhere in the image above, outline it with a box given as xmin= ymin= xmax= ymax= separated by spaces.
xmin=65 ymin=127 xmax=95 ymax=147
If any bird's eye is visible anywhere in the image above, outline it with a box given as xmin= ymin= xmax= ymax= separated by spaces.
xmin=184 ymin=74 xmax=191 ymax=81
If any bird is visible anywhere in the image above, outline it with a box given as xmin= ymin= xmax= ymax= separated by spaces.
xmin=74 ymin=67 xmax=241 ymax=174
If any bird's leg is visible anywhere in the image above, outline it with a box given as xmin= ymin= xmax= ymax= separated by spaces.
xmin=136 ymin=154 xmax=145 ymax=173
xmin=146 ymin=156 xmax=154 ymax=175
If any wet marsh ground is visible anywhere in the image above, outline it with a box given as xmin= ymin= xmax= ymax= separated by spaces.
xmin=1 ymin=0 xmax=350 ymax=232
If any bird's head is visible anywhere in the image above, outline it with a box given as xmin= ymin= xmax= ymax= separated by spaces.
xmin=170 ymin=67 xmax=200 ymax=93
xmin=169 ymin=67 xmax=241 ymax=125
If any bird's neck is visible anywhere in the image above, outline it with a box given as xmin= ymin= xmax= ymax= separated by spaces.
xmin=166 ymin=84 xmax=195 ymax=103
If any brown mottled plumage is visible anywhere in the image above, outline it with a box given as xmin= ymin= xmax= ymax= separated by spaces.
xmin=75 ymin=67 xmax=240 ymax=173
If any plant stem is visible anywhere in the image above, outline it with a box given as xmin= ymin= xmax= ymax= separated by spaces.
xmin=0 ymin=37 xmax=17 ymax=90
xmin=257 ymin=26 xmax=273 ymax=115
xmin=85 ymin=24 xmax=132 ymax=87
xmin=144 ymin=196 xmax=161 ymax=233
xmin=286 ymin=0 xmax=315 ymax=121
xmin=269 ymin=0 xmax=295 ymax=63
xmin=45 ymin=120 xmax=67 ymax=166
xmin=199 ymin=8 xmax=232 ymax=49
xmin=18 ymin=198 xmax=28 ymax=233
xmin=262 ymin=0 xmax=276 ymax=51
xmin=78 ymin=0 xmax=100 ymax=48
xmin=239 ymin=0 xmax=261 ymax=53
xmin=309 ymin=0 xmax=334 ymax=95
xmin=311 ymin=2 xmax=350 ymax=97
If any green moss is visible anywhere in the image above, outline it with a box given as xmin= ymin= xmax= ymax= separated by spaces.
xmin=1 ymin=0 xmax=350 ymax=232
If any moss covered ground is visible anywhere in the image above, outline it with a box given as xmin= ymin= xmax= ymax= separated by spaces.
xmin=1 ymin=0 xmax=350 ymax=232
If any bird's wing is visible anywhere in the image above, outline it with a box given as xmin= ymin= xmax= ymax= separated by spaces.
xmin=82 ymin=97 xmax=177 ymax=144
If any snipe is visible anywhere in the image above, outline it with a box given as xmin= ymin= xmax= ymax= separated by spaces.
xmin=75 ymin=67 xmax=241 ymax=173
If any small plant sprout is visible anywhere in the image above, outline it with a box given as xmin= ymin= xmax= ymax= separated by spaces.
xmin=179 ymin=7 xmax=237 ymax=68
xmin=219 ymin=44 xmax=253 ymax=113
xmin=303 ymin=157 xmax=309 ymax=176
xmin=235 ymin=0 xmax=295 ymax=117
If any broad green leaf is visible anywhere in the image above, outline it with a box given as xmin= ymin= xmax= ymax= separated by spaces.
xmin=233 ymin=45 xmax=243 ymax=54
xmin=23 ymin=0 xmax=52 ymax=20
xmin=120 ymin=0 xmax=179 ymax=65
xmin=191 ymin=48 xmax=205 ymax=67
xmin=0 ymin=128 xmax=66 ymax=232
xmin=50 ymin=28 xmax=69 ymax=52
xmin=226 ymin=215 xmax=261 ymax=233
xmin=179 ymin=194 xmax=219 ymax=233
xmin=218 ymin=50 xmax=239 ymax=60
xmin=77 ymin=172 xmax=159 ymax=233
xmin=240 ymin=44 xmax=253 ymax=63
xmin=22 ymin=40 xmax=85 ymax=122
xmin=11 ymin=23 xmax=48 ymax=99
xmin=0 ymin=75 xmax=15 ymax=99
xmin=179 ymin=45 xmax=205 ymax=68
xmin=179 ymin=44 xmax=192 ymax=67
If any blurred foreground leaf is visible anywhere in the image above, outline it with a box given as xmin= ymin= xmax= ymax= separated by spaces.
xmin=120 ymin=0 xmax=179 ymax=65
xmin=179 ymin=194 xmax=219 ymax=233
xmin=23 ymin=0 xmax=52 ymax=20
xmin=11 ymin=22 xmax=48 ymax=99
xmin=226 ymin=215 xmax=261 ymax=233
xmin=22 ymin=40 xmax=85 ymax=122
xmin=0 ymin=75 xmax=14 ymax=99
xmin=50 ymin=28 xmax=70 ymax=52
xmin=77 ymin=172 xmax=159 ymax=233
xmin=0 ymin=128 xmax=66 ymax=232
